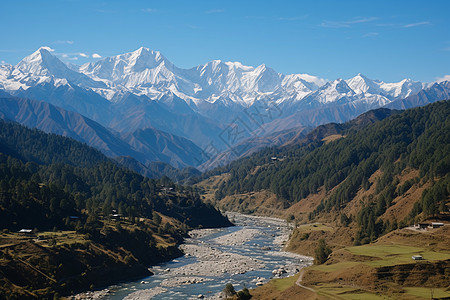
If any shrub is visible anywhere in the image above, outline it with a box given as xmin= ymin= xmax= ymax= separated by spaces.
xmin=314 ymin=239 xmax=332 ymax=264
xmin=223 ymin=283 xmax=236 ymax=297
xmin=236 ymin=287 xmax=252 ymax=300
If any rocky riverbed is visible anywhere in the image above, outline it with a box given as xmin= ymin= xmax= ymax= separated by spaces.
xmin=175 ymin=244 xmax=264 ymax=277
xmin=212 ymin=228 xmax=262 ymax=246
xmin=74 ymin=213 xmax=313 ymax=300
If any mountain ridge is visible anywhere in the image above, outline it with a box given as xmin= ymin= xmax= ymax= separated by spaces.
xmin=0 ymin=97 xmax=205 ymax=168
xmin=1 ymin=47 xmax=449 ymax=170
xmin=1 ymin=47 xmax=431 ymax=118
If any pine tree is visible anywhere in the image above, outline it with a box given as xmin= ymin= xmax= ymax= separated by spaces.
xmin=314 ymin=239 xmax=332 ymax=264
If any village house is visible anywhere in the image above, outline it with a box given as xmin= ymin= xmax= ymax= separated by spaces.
xmin=415 ymin=223 xmax=430 ymax=230
xmin=431 ymin=222 xmax=444 ymax=228
xmin=18 ymin=229 xmax=34 ymax=237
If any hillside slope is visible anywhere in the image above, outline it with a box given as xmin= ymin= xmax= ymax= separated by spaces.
xmin=0 ymin=97 xmax=206 ymax=168
xmin=0 ymin=120 xmax=230 ymax=299
xmin=204 ymin=101 xmax=449 ymax=243
xmin=202 ymin=100 xmax=450 ymax=299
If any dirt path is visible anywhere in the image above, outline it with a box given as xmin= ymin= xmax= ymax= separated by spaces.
xmin=295 ymin=269 xmax=315 ymax=293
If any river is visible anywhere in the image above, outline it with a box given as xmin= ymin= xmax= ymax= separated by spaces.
xmin=77 ymin=213 xmax=312 ymax=300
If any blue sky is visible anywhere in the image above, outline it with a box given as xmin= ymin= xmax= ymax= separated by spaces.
xmin=1 ymin=0 xmax=449 ymax=83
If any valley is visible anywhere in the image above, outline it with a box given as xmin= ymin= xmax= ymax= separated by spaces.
xmin=74 ymin=213 xmax=311 ymax=300
xmin=0 ymin=97 xmax=448 ymax=299
xmin=0 ymin=45 xmax=449 ymax=300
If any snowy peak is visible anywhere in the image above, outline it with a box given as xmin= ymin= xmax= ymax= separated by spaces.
xmin=282 ymin=73 xmax=326 ymax=90
xmin=2 ymin=46 xmax=447 ymax=164
xmin=125 ymin=47 xmax=171 ymax=72
xmin=75 ymin=47 xmax=329 ymax=106
xmin=14 ymin=47 xmax=103 ymax=89
xmin=17 ymin=47 xmax=66 ymax=76
xmin=378 ymin=78 xmax=423 ymax=99
xmin=224 ymin=61 xmax=253 ymax=71
xmin=346 ymin=74 xmax=423 ymax=100
xmin=195 ymin=60 xmax=228 ymax=82
xmin=329 ymin=78 xmax=355 ymax=94
xmin=190 ymin=60 xmax=281 ymax=99
xmin=79 ymin=47 xmax=174 ymax=86
xmin=312 ymin=75 xmax=427 ymax=109
xmin=253 ymin=64 xmax=281 ymax=93
xmin=346 ymin=73 xmax=381 ymax=94
xmin=304 ymin=78 xmax=355 ymax=104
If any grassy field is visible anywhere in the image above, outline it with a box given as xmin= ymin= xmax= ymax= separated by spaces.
xmin=38 ymin=230 xmax=89 ymax=247
xmin=271 ymin=273 xmax=300 ymax=291
xmin=252 ymin=226 xmax=450 ymax=300
xmin=346 ymin=244 xmax=450 ymax=267
xmin=403 ymin=287 xmax=450 ymax=299
xmin=1 ymin=231 xmax=84 ymax=248
xmin=315 ymin=284 xmax=388 ymax=300
xmin=307 ymin=240 xmax=450 ymax=299
xmin=296 ymin=223 xmax=335 ymax=233
xmin=310 ymin=261 xmax=361 ymax=272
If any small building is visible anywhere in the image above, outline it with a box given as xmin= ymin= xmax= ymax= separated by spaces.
xmin=18 ymin=229 xmax=33 ymax=235
xmin=271 ymin=157 xmax=278 ymax=161
xmin=416 ymin=223 xmax=430 ymax=229
xmin=412 ymin=255 xmax=423 ymax=260
xmin=111 ymin=214 xmax=121 ymax=221
xmin=431 ymin=222 xmax=444 ymax=228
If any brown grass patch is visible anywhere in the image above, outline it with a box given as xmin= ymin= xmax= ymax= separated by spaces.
xmin=322 ymin=134 xmax=344 ymax=144
xmin=381 ymin=170 xmax=428 ymax=223
xmin=216 ymin=190 xmax=287 ymax=217
xmin=287 ymin=188 xmax=327 ymax=217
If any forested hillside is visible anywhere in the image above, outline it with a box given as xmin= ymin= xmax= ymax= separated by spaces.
xmin=194 ymin=107 xmax=399 ymax=185
xmin=0 ymin=120 xmax=230 ymax=299
xmin=0 ymin=120 xmax=229 ymax=230
xmin=116 ymin=156 xmax=201 ymax=183
xmin=205 ymin=101 xmax=449 ymax=244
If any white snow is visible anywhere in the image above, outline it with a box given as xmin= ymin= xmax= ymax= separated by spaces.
xmin=0 ymin=46 xmax=430 ymax=116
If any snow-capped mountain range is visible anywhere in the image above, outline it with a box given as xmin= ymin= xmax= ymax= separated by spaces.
xmin=75 ymin=47 xmax=328 ymax=107
xmin=1 ymin=47 xmax=426 ymax=113
xmin=0 ymin=46 xmax=448 ymax=169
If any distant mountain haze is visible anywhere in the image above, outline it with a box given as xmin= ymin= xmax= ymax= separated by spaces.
xmin=0 ymin=97 xmax=205 ymax=168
